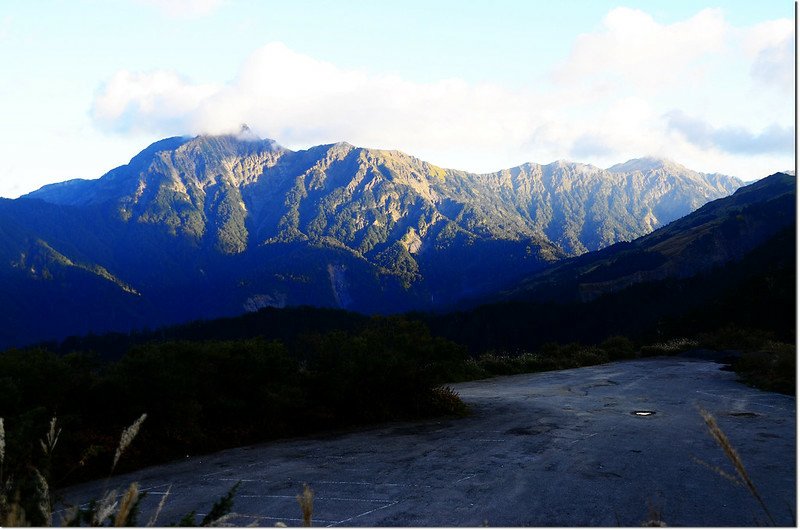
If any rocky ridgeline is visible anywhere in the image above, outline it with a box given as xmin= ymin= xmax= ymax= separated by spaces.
xmin=0 ymin=134 xmax=742 ymax=347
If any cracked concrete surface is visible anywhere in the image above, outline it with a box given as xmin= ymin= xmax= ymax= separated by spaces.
xmin=56 ymin=357 xmax=796 ymax=526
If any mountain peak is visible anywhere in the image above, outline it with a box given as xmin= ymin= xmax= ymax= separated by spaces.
xmin=182 ymin=132 xmax=284 ymax=157
xmin=236 ymin=123 xmax=259 ymax=141
xmin=544 ymin=159 xmax=602 ymax=174
xmin=607 ymin=156 xmax=687 ymax=174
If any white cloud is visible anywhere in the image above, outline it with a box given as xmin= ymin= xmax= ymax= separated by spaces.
xmin=741 ymin=19 xmax=794 ymax=93
xmin=92 ymin=42 xmax=544 ymax=172
xmin=0 ymin=16 xmax=11 ymax=41
xmin=89 ymin=8 xmax=794 ymax=181
xmin=94 ymin=42 xmax=664 ymax=171
xmin=553 ymin=7 xmax=728 ymax=92
xmin=742 ymin=19 xmax=795 ymax=57
xmin=92 ymin=70 xmax=218 ymax=134
xmin=135 ymin=0 xmax=226 ymax=18
xmin=664 ymin=110 xmax=794 ymax=155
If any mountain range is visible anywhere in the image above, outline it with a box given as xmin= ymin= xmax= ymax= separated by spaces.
xmin=46 ymin=172 xmax=796 ymax=362
xmin=500 ymin=171 xmax=795 ymax=303
xmin=1 ymin=133 xmax=744 ymax=348
xmin=432 ymin=171 xmax=795 ymax=352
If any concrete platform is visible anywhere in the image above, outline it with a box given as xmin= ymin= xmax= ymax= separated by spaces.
xmin=56 ymin=357 xmax=796 ymax=526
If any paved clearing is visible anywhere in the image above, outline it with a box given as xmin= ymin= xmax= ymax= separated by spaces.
xmin=57 ymin=357 xmax=795 ymax=526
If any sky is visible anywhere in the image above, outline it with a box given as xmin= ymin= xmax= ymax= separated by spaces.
xmin=0 ymin=0 xmax=795 ymax=198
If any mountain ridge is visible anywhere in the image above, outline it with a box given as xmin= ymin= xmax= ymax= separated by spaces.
xmin=494 ymin=171 xmax=795 ymax=305
xmin=0 ymin=133 xmax=744 ymax=348
xmin=24 ymin=134 xmax=742 ymax=259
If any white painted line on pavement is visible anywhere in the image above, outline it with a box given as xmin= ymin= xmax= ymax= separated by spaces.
xmin=237 ymin=494 xmax=393 ymax=503
xmin=327 ymin=500 xmax=400 ymax=527
xmin=201 ymin=469 xmax=232 ymax=477
xmin=52 ymin=483 xmax=172 ymax=515
xmin=139 ymin=482 xmax=171 ymax=492
xmin=196 ymin=513 xmax=340 ymax=524
xmin=315 ymin=480 xmax=372 ymax=485
xmin=570 ymin=432 xmax=599 ymax=445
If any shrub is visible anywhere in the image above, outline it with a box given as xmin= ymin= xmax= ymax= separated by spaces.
xmin=429 ymin=386 xmax=469 ymax=417
xmin=599 ymin=335 xmax=637 ymax=360
xmin=640 ymin=338 xmax=699 ymax=357
xmin=697 ymin=326 xmax=777 ymax=352
xmin=733 ymin=342 xmax=795 ymax=395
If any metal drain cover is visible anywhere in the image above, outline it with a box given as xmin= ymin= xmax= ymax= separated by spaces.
xmin=631 ymin=410 xmax=656 ymax=416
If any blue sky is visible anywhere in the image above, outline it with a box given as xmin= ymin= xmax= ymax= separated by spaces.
xmin=0 ymin=0 xmax=795 ymax=197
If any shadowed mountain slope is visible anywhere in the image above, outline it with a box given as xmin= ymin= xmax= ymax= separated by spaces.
xmin=429 ymin=173 xmax=795 ymax=352
xmin=495 ymin=172 xmax=794 ymax=304
xmin=0 ymin=134 xmax=742 ymax=348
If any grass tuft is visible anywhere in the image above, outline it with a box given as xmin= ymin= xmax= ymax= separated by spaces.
xmin=32 ymin=467 xmax=51 ymax=526
xmin=297 ymin=483 xmax=314 ymax=527
xmin=146 ymin=484 xmax=171 ymax=527
xmin=93 ymin=488 xmax=120 ymax=525
xmin=430 ymin=386 xmax=469 ymax=416
xmin=3 ymin=491 xmax=27 ymax=527
xmin=698 ymin=407 xmax=776 ymax=525
xmin=201 ymin=481 xmax=240 ymax=526
xmin=112 ymin=413 xmax=147 ymax=475
xmin=691 ymin=456 xmax=743 ymax=488
xmin=39 ymin=417 xmax=61 ymax=458
xmin=113 ymin=482 xmax=140 ymax=527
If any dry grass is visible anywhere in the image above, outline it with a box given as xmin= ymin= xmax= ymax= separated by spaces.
xmin=40 ymin=417 xmax=61 ymax=458
xmin=0 ymin=414 xmax=270 ymax=527
xmin=113 ymin=482 xmax=139 ymax=527
xmin=33 ymin=467 xmax=52 ymax=526
xmin=691 ymin=456 xmax=742 ymax=487
xmin=93 ymin=488 xmax=120 ymax=525
xmin=1 ymin=414 xmax=147 ymax=527
xmin=2 ymin=491 xmax=27 ymax=527
xmin=112 ymin=413 xmax=147 ymax=475
xmin=641 ymin=499 xmax=666 ymax=527
xmin=297 ymin=483 xmax=314 ymax=527
xmin=206 ymin=512 xmax=243 ymax=527
xmin=431 ymin=385 xmax=469 ymax=416
xmin=146 ymin=484 xmax=171 ymax=527
xmin=58 ymin=505 xmax=79 ymax=527
xmin=698 ymin=407 xmax=776 ymax=525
